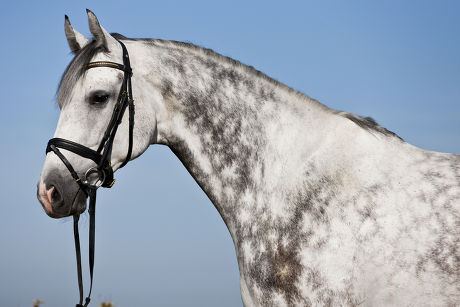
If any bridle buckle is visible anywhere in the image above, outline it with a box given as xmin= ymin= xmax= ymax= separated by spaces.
xmin=108 ymin=179 xmax=116 ymax=188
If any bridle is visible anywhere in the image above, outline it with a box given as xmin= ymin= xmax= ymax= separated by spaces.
xmin=45 ymin=39 xmax=134 ymax=307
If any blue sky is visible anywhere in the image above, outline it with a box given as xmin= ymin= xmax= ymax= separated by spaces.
xmin=0 ymin=1 xmax=459 ymax=306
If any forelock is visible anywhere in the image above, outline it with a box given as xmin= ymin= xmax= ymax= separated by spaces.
xmin=57 ymin=41 xmax=106 ymax=107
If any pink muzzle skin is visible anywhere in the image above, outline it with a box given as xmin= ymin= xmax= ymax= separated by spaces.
xmin=38 ymin=180 xmax=54 ymax=215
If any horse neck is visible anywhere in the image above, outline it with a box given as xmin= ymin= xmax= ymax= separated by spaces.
xmin=135 ymin=40 xmax=354 ymax=232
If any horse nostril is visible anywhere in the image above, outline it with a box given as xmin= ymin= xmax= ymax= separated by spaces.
xmin=47 ymin=185 xmax=64 ymax=209
xmin=51 ymin=186 xmax=61 ymax=203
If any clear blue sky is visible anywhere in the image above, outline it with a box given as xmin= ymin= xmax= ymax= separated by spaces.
xmin=0 ymin=1 xmax=459 ymax=306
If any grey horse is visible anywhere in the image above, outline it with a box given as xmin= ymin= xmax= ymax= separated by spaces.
xmin=38 ymin=10 xmax=459 ymax=306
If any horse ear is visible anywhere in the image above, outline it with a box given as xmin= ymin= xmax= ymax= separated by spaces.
xmin=86 ymin=9 xmax=118 ymax=52
xmin=64 ymin=15 xmax=90 ymax=53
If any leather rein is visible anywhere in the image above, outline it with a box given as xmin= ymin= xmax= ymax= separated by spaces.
xmin=45 ymin=39 xmax=134 ymax=307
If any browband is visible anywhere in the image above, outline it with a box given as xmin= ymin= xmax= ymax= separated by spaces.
xmin=87 ymin=61 xmax=132 ymax=75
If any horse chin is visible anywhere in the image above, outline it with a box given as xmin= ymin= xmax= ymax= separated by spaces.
xmin=46 ymin=196 xmax=87 ymax=219
xmin=41 ymin=188 xmax=88 ymax=219
xmin=69 ymin=192 xmax=88 ymax=216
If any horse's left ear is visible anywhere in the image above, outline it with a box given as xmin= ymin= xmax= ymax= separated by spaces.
xmin=86 ymin=9 xmax=119 ymax=52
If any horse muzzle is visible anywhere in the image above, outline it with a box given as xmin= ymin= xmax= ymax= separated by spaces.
xmin=37 ymin=178 xmax=87 ymax=218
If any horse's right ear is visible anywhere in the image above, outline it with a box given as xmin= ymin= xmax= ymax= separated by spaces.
xmin=64 ymin=15 xmax=90 ymax=53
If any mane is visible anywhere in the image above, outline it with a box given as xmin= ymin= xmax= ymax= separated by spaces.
xmin=57 ymin=33 xmax=401 ymax=140
xmin=334 ymin=111 xmax=402 ymax=140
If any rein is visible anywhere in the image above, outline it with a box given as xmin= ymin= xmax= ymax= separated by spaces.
xmin=45 ymin=40 xmax=134 ymax=307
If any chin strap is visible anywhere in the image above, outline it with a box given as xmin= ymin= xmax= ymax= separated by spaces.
xmin=74 ymin=188 xmax=96 ymax=307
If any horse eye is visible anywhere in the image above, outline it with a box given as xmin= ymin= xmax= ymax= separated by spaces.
xmin=92 ymin=93 xmax=109 ymax=104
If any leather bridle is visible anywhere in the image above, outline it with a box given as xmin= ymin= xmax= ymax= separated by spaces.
xmin=45 ymin=39 xmax=134 ymax=307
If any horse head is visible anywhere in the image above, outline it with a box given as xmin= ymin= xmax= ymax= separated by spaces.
xmin=37 ymin=10 xmax=156 ymax=218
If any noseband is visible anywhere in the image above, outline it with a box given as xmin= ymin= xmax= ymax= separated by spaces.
xmin=45 ymin=40 xmax=134 ymax=307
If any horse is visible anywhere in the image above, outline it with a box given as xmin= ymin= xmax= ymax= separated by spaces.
xmin=37 ymin=10 xmax=459 ymax=307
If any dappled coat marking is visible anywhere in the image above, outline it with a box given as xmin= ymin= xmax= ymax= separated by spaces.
xmin=139 ymin=37 xmax=459 ymax=305
xmin=39 ymin=13 xmax=459 ymax=307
